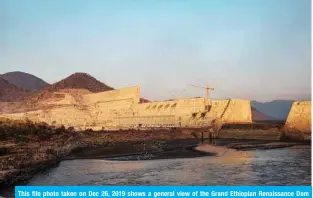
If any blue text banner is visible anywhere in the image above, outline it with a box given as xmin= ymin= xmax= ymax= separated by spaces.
xmin=15 ymin=186 xmax=312 ymax=198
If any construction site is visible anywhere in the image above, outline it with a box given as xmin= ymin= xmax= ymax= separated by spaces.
xmin=0 ymin=84 xmax=310 ymax=138
xmin=0 ymin=85 xmax=253 ymax=130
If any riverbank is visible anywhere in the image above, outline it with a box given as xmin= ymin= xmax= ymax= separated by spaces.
xmin=0 ymin=119 xmax=197 ymax=188
xmin=1 ymin=142 xmax=310 ymax=198
xmin=0 ymin=118 xmax=311 ymax=190
xmin=218 ymin=123 xmax=311 ymax=142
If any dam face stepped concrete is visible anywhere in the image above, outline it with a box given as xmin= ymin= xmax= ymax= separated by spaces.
xmin=0 ymin=86 xmax=252 ymax=130
xmin=285 ymin=101 xmax=311 ymax=133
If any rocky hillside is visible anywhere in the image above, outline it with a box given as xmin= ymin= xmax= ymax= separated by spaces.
xmin=25 ymin=73 xmax=114 ymax=102
xmin=0 ymin=71 xmax=50 ymax=91
xmin=0 ymin=78 xmax=29 ymax=101
xmin=42 ymin=73 xmax=113 ymax=93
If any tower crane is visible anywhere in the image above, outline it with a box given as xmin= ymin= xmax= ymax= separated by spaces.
xmin=188 ymin=84 xmax=214 ymax=100
xmin=172 ymin=84 xmax=214 ymax=101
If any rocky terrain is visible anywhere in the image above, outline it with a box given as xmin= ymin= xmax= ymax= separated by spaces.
xmin=0 ymin=72 xmax=115 ymax=113
xmin=0 ymin=72 xmax=113 ymax=103
xmin=25 ymin=73 xmax=114 ymax=103
xmin=0 ymin=118 xmax=195 ymax=188
xmin=40 ymin=72 xmax=113 ymax=93
xmin=0 ymin=78 xmax=29 ymax=102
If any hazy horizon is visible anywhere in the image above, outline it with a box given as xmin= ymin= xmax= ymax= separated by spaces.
xmin=0 ymin=0 xmax=311 ymax=102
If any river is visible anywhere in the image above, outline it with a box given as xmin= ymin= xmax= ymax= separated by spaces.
xmin=0 ymin=141 xmax=311 ymax=197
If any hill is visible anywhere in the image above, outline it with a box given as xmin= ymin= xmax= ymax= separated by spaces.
xmin=25 ymin=73 xmax=114 ymax=102
xmin=0 ymin=71 xmax=50 ymax=91
xmin=43 ymin=72 xmax=113 ymax=93
xmin=251 ymin=100 xmax=294 ymax=121
xmin=251 ymin=106 xmax=280 ymax=122
xmin=140 ymin=98 xmax=150 ymax=103
xmin=0 ymin=78 xmax=29 ymax=101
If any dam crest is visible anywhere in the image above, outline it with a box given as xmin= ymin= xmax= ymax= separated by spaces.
xmin=0 ymin=86 xmax=311 ymax=135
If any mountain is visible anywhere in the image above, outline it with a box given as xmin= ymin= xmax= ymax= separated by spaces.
xmin=140 ymin=98 xmax=150 ymax=103
xmin=44 ymin=72 xmax=114 ymax=92
xmin=251 ymin=100 xmax=294 ymax=121
xmin=25 ymin=72 xmax=114 ymax=102
xmin=0 ymin=71 xmax=50 ymax=91
xmin=251 ymin=106 xmax=279 ymax=121
xmin=0 ymin=78 xmax=29 ymax=101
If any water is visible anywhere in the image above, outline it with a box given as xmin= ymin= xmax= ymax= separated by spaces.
xmin=28 ymin=145 xmax=312 ymax=186
xmin=0 ymin=142 xmax=311 ymax=197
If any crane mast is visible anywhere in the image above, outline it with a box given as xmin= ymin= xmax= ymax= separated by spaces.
xmin=188 ymin=84 xmax=214 ymax=110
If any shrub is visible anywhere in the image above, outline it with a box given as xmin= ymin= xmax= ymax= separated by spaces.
xmin=68 ymin=127 xmax=75 ymax=132
xmin=0 ymin=118 xmax=74 ymax=142
xmin=15 ymin=134 xmax=29 ymax=143
xmin=38 ymin=133 xmax=52 ymax=141
xmin=0 ymin=147 xmax=8 ymax=156
xmin=55 ymin=125 xmax=66 ymax=135
xmin=0 ymin=129 xmax=8 ymax=141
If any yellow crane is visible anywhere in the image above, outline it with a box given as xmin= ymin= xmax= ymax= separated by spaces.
xmin=188 ymin=84 xmax=214 ymax=100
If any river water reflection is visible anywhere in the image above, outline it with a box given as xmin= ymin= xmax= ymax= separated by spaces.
xmin=0 ymin=142 xmax=311 ymax=198
xmin=29 ymin=144 xmax=311 ymax=186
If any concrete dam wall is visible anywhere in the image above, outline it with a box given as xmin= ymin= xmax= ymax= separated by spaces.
xmin=285 ymin=101 xmax=311 ymax=134
xmin=0 ymin=86 xmax=252 ymax=130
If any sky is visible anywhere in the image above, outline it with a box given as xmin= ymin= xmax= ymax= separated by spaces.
xmin=0 ymin=0 xmax=311 ymax=102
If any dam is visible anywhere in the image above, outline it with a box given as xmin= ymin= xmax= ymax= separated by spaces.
xmin=285 ymin=101 xmax=311 ymax=133
xmin=0 ymin=86 xmax=252 ymax=130
xmin=284 ymin=101 xmax=311 ymax=140
xmin=0 ymin=86 xmax=311 ymax=137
